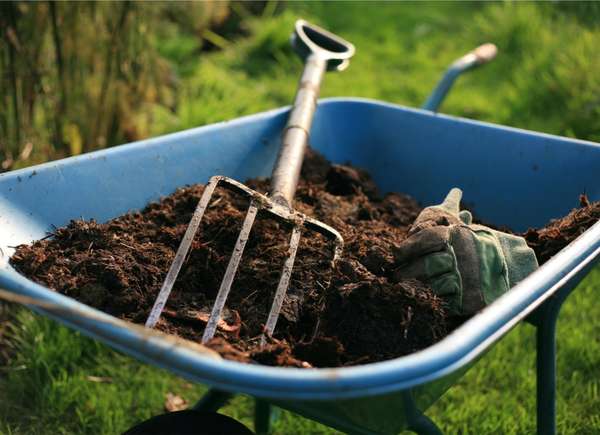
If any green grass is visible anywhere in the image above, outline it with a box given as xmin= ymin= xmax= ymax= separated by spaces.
xmin=2 ymin=2 xmax=600 ymax=434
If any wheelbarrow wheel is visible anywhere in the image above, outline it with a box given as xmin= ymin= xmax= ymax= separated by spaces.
xmin=123 ymin=410 xmax=254 ymax=435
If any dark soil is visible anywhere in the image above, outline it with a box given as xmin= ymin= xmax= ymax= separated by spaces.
xmin=10 ymin=150 xmax=600 ymax=367
xmin=524 ymin=194 xmax=600 ymax=265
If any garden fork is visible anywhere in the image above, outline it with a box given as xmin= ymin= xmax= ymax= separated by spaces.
xmin=145 ymin=20 xmax=354 ymax=345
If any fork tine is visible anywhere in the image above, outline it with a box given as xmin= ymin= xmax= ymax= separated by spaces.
xmin=145 ymin=177 xmax=221 ymax=328
xmin=201 ymin=201 xmax=259 ymax=343
xmin=148 ymin=176 xmax=343 ymax=345
xmin=260 ymin=224 xmax=302 ymax=346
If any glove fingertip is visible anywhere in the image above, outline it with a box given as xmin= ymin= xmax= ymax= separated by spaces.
xmin=441 ymin=188 xmax=463 ymax=215
xmin=459 ymin=210 xmax=473 ymax=225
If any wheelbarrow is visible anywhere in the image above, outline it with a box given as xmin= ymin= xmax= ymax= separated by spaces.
xmin=1 ymin=46 xmax=599 ymax=435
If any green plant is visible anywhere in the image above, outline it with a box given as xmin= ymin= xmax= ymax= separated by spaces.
xmin=0 ymin=1 xmax=232 ymax=170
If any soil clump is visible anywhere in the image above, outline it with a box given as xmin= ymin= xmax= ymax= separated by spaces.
xmin=524 ymin=194 xmax=600 ymax=265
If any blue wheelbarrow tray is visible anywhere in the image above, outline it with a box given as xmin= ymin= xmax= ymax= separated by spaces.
xmin=1 ymin=98 xmax=599 ymax=434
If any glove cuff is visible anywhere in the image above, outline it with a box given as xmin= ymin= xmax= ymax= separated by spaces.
xmin=495 ymin=232 xmax=539 ymax=286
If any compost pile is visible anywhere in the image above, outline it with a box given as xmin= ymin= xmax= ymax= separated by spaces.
xmin=10 ymin=150 xmax=600 ymax=368
xmin=524 ymin=194 xmax=600 ymax=264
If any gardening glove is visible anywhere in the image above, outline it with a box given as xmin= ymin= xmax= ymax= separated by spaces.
xmin=393 ymin=188 xmax=538 ymax=316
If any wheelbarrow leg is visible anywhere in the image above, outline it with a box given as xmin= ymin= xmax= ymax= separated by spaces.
xmin=192 ymin=389 xmax=234 ymax=412
xmin=536 ymin=309 xmax=556 ymax=435
xmin=531 ymin=260 xmax=599 ymax=435
xmin=403 ymin=391 xmax=443 ymax=435
xmin=534 ymin=276 xmax=581 ymax=435
xmin=535 ymin=296 xmax=562 ymax=435
xmin=193 ymin=390 xmax=275 ymax=434
xmin=408 ymin=413 xmax=443 ymax=435
xmin=254 ymin=399 xmax=272 ymax=435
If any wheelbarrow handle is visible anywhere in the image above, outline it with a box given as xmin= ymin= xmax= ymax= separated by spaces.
xmin=422 ymin=43 xmax=498 ymax=112
xmin=269 ymin=20 xmax=355 ymax=208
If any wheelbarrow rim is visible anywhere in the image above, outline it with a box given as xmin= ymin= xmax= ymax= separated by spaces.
xmin=1 ymin=98 xmax=599 ymax=400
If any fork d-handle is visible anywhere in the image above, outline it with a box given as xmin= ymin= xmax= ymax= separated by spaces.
xmin=269 ymin=53 xmax=326 ymax=208
xmin=269 ymin=20 xmax=355 ymax=208
xmin=422 ymin=43 xmax=497 ymax=112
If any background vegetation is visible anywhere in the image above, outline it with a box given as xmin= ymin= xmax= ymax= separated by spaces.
xmin=1 ymin=1 xmax=599 ymax=434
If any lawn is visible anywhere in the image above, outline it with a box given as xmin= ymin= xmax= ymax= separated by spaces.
xmin=1 ymin=2 xmax=599 ymax=434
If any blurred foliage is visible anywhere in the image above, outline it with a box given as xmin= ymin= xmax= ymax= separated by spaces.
xmin=0 ymin=1 xmax=245 ymax=170
xmin=468 ymin=2 xmax=600 ymax=142
xmin=154 ymin=1 xmax=600 ymax=145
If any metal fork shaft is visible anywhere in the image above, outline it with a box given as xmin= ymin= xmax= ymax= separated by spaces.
xmin=201 ymin=201 xmax=259 ymax=343
xmin=269 ymin=54 xmax=326 ymax=208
